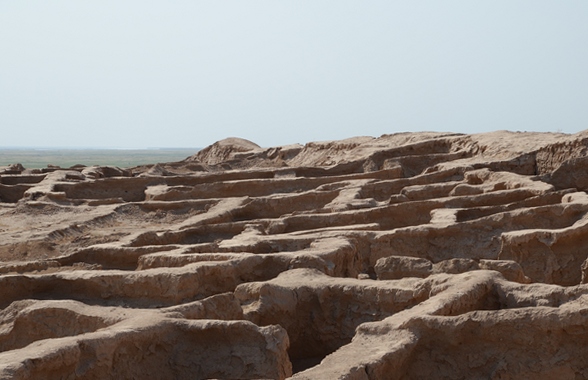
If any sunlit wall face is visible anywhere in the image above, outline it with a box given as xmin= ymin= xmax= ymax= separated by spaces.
xmin=1 ymin=1 xmax=587 ymax=149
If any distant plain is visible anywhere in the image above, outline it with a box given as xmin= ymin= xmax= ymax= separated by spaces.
xmin=0 ymin=148 xmax=200 ymax=169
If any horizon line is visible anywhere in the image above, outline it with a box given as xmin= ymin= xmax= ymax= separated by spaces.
xmin=0 ymin=146 xmax=202 ymax=151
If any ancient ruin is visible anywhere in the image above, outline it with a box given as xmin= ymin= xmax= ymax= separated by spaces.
xmin=2 ymin=130 xmax=588 ymax=379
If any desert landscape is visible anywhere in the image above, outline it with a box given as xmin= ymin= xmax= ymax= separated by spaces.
xmin=2 ymin=130 xmax=588 ymax=379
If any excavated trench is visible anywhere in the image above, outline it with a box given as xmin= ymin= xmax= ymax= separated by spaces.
xmin=371 ymin=203 xmax=588 ymax=266
xmin=399 ymin=280 xmax=588 ymax=379
xmin=235 ymin=269 xmax=432 ymax=374
xmin=4 ymin=132 xmax=588 ymax=379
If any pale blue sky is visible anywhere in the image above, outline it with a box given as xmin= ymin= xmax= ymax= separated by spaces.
xmin=1 ymin=1 xmax=587 ymax=148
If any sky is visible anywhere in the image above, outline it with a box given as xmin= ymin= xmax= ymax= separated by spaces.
xmin=1 ymin=1 xmax=587 ymax=149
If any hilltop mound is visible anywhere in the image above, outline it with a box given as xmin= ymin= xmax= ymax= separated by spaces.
xmin=186 ymin=137 xmax=262 ymax=166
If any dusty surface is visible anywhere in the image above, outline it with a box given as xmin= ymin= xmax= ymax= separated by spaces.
xmin=2 ymin=131 xmax=588 ymax=379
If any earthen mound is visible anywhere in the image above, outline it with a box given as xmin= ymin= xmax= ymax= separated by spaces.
xmin=187 ymin=137 xmax=262 ymax=166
